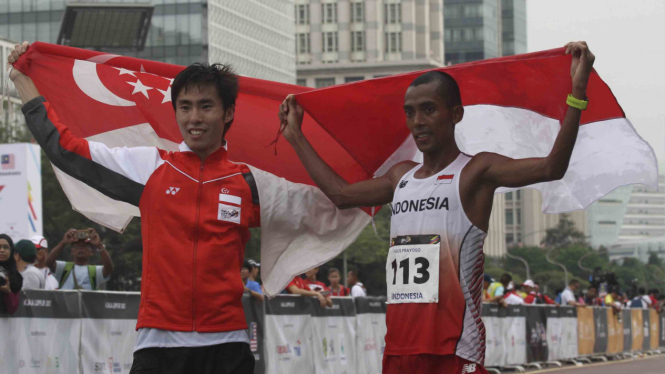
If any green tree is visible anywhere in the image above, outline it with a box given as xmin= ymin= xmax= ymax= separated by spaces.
xmin=541 ymin=214 xmax=586 ymax=248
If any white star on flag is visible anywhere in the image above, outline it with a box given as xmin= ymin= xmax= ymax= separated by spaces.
xmin=127 ymin=79 xmax=153 ymax=99
xmin=113 ymin=67 xmax=137 ymax=77
xmin=157 ymin=86 xmax=172 ymax=104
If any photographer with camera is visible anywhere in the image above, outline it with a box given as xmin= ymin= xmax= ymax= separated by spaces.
xmin=0 ymin=234 xmax=23 ymax=314
xmin=46 ymin=228 xmax=114 ymax=290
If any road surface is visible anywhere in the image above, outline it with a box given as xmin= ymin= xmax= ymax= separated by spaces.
xmin=529 ymin=356 xmax=665 ymax=374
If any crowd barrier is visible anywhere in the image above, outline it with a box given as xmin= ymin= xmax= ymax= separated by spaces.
xmin=1 ymin=290 xmax=664 ymax=374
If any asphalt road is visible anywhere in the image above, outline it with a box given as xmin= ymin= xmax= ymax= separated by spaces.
xmin=530 ymin=356 xmax=665 ymax=374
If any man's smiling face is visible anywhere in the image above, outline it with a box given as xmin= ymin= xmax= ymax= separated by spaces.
xmin=175 ymin=83 xmax=234 ymax=160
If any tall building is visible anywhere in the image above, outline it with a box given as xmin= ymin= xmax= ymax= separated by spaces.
xmin=586 ymin=175 xmax=665 ymax=263
xmin=208 ymin=0 xmax=296 ymax=83
xmin=294 ymin=0 xmax=445 ymax=87
xmin=505 ymin=188 xmax=587 ymax=248
xmin=0 ymin=0 xmax=208 ymax=66
xmin=443 ymin=0 xmax=526 ymax=65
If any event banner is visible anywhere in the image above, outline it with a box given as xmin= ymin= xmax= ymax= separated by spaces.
xmin=592 ymin=307 xmax=609 ymax=354
xmin=660 ymin=312 xmax=665 ymax=348
xmin=547 ymin=307 xmax=578 ymax=361
xmin=502 ymin=305 xmax=527 ymax=366
xmin=79 ymin=291 xmax=141 ymax=374
xmin=631 ymin=309 xmax=644 ymax=351
xmin=354 ymin=297 xmax=386 ymax=374
xmin=576 ymin=307 xmax=595 ymax=355
xmin=606 ymin=309 xmax=623 ymax=354
xmin=649 ymin=310 xmax=659 ymax=351
xmin=642 ymin=309 xmax=651 ymax=350
xmin=622 ymin=309 xmax=633 ymax=352
xmin=243 ymin=295 xmax=266 ymax=374
xmin=264 ymin=295 xmax=314 ymax=374
xmin=482 ymin=304 xmax=503 ymax=367
xmin=0 ymin=143 xmax=43 ymax=241
xmin=310 ymin=297 xmax=357 ymax=374
xmin=0 ymin=290 xmax=80 ymax=373
xmin=525 ymin=306 xmax=548 ymax=363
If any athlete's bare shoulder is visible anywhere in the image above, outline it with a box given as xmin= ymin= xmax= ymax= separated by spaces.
xmin=386 ymin=160 xmax=419 ymax=190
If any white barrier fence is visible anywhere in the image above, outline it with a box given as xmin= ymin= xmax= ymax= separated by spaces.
xmin=1 ymin=290 xmax=664 ymax=374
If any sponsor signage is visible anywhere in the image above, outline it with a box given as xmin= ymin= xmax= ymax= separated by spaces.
xmin=0 ymin=143 xmax=43 ymax=241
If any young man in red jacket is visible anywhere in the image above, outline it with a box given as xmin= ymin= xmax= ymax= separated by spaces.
xmin=10 ymin=42 xmax=258 ymax=374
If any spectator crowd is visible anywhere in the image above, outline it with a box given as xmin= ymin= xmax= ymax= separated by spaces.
xmin=483 ymin=272 xmax=664 ymax=313
xmin=0 ymin=229 xmax=115 ymax=314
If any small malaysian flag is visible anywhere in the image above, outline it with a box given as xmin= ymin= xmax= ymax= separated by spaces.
xmin=249 ymin=322 xmax=258 ymax=352
xmin=436 ymin=174 xmax=454 ymax=185
xmin=1 ymin=154 xmax=14 ymax=170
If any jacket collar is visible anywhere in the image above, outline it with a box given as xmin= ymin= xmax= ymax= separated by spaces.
xmin=178 ymin=140 xmax=229 ymax=162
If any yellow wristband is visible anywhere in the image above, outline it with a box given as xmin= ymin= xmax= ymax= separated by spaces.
xmin=566 ymin=94 xmax=588 ymax=110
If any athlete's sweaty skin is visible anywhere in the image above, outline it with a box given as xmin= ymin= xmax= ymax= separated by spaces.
xmin=278 ymin=41 xmax=594 ymax=233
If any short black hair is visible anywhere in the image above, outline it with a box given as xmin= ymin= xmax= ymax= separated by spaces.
xmin=569 ymin=279 xmax=580 ymax=286
xmin=349 ymin=269 xmax=360 ymax=278
xmin=638 ymin=287 xmax=646 ymax=294
xmin=328 ymin=268 xmax=340 ymax=276
xmin=171 ymin=62 xmax=239 ymax=132
xmin=409 ymin=71 xmax=462 ymax=108
xmin=500 ymin=273 xmax=512 ymax=285
xmin=242 ymin=260 xmax=253 ymax=272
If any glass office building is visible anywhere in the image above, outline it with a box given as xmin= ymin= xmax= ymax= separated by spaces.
xmin=443 ymin=0 xmax=526 ymax=64
xmin=0 ymin=0 xmax=208 ymax=66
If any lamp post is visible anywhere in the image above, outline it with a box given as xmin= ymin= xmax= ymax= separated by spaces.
xmin=546 ymin=246 xmax=569 ymax=286
xmin=506 ymin=252 xmax=531 ymax=280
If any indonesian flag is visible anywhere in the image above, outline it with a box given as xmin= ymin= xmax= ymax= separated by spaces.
xmin=14 ymin=43 xmax=656 ymax=294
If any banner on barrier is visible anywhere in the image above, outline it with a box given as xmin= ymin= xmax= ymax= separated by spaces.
xmin=606 ymin=309 xmax=623 ymax=354
xmin=0 ymin=290 xmax=81 ymax=373
xmin=650 ymin=310 xmax=659 ymax=351
xmin=264 ymin=295 xmax=314 ymax=374
xmin=355 ymin=297 xmax=386 ymax=374
xmin=242 ymin=296 xmax=266 ymax=374
xmin=631 ymin=309 xmax=644 ymax=351
xmin=482 ymin=304 xmax=504 ymax=367
xmin=642 ymin=309 xmax=651 ymax=350
xmin=577 ymin=307 xmax=595 ymax=356
xmin=622 ymin=309 xmax=633 ymax=352
xmin=525 ymin=306 xmax=548 ymax=363
xmin=660 ymin=312 xmax=665 ymax=348
xmin=79 ymin=291 xmax=140 ymax=374
xmin=547 ymin=307 xmax=578 ymax=361
xmin=310 ymin=297 xmax=357 ymax=374
xmin=502 ymin=305 xmax=527 ymax=366
xmin=593 ymin=307 xmax=608 ymax=354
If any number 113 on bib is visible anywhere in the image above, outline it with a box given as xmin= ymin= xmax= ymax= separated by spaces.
xmin=386 ymin=235 xmax=440 ymax=304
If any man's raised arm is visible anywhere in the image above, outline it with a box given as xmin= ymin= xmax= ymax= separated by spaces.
xmin=280 ymin=95 xmax=415 ymax=209
xmin=472 ymin=41 xmax=596 ymax=189
xmin=8 ymin=42 xmax=40 ymax=104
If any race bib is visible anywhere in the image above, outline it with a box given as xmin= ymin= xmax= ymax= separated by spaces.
xmin=386 ymin=235 xmax=440 ymax=304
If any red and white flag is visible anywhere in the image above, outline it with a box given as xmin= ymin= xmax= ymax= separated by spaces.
xmin=13 ymin=43 xmax=656 ymax=294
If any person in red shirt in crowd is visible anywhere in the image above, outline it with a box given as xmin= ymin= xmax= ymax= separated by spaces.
xmin=304 ymin=267 xmax=327 ymax=292
xmin=328 ymin=268 xmax=349 ymax=296
xmin=286 ymin=275 xmax=332 ymax=308
xmin=648 ymin=289 xmax=660 ymax=311
xmin=523 ymin=280 xmax=558 ymax=305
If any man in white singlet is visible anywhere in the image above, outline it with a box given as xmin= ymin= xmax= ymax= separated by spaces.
xmin=279 ymin=41 xmax=595 ymax=374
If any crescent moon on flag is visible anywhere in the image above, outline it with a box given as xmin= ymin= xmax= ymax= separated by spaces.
xmin=72 ymin=55 xmax=136 ymax=107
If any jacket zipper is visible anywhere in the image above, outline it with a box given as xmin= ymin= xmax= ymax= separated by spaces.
xmin=192 ymin=161 xmax=205 ymax=331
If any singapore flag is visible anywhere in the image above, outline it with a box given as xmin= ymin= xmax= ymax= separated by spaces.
xmin=13 ymin=43 xmax=656 ymax=294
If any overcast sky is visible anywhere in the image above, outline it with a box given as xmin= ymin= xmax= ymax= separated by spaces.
xmin=527 ymin=0 xmax=665 ymax=165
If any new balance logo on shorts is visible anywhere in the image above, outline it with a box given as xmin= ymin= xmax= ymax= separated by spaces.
xmin=461 ymin=363 xmax=477 ymax=373
xmin=166 ymin=187 xmax=180 ymax=195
